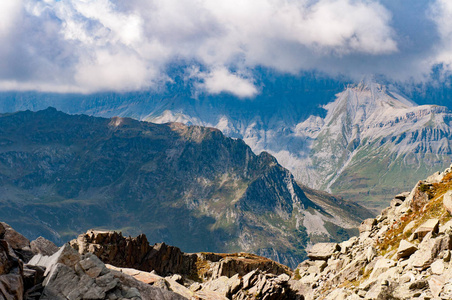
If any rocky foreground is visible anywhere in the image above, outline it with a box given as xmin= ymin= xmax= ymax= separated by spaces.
xmin=0 ymin=221 xmax=302 ymax=299
xmin=294 ymin=164 xmax=452 ymax=299
xmin=4 ymin=164 xmax=452 ymax=299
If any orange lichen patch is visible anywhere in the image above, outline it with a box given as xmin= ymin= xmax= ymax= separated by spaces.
xmin=194 ymin=256 xmax=211 ymax=281
xmin=377 ymin=172 xmax=452 ymax=255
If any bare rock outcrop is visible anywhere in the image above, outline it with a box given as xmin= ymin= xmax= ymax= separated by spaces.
xmin=70 ymin=230 xmax=197 ymax=277
xmin=0 ymin=239 xmax=25 ymax=300
xmin=30 ymin=237 xmax=59 ymax=257
xmin=291 ymin=163 xmax=452 ymax=299
xmin=69 ymin=230 xmax=297 ymax=299
xmin=28 ymin=243 xmax=185 ymax=300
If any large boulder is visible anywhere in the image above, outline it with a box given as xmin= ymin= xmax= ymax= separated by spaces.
xmin=0 ymin=222 xmax=33 ymax=261
xmin=359 ymin=218 xmax=376 ymax=234
xmin=397 ymin=240 xmax=418 ymax=259
xmin=444 ymin=191 xmax=452 ymax=215
xmin=414 ymin=219 xmax=439 ymax=241
xmin=307 ymin=243 xmax=340 ymax=260
xmin=30 ymin=237 xmax=59 ymax=257
xmin=409 ymin=181 xmax=430 ymax=212
xmin=409 ymin=234 xmax=451 ymax=270
xmin=29 ymin=243 xmax=186 ymax=300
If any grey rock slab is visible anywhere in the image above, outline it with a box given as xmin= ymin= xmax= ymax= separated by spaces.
xmin=29 ymin=244 xmax=81 ymax=277
xmin=79 ymin=254 xmax=107 ymax=278
xmin=444 ymin=191 xmax=452 ymax=216
xmin=414 ymin=219 xmax=439 ymax=241
xmin=369 ymin=259 xmax=396 ymax=281
xmin=431 ymin=259 xmax=445 ymax=275
xmin=201 ymin=276 xmax=234 ymax=298
xmin=413 ymin=233 xmax=452 ymax=270
xmin=0 ymin=273 xmax=25 ymax=300
xmin=359 ymin=218 xmax=377 ymax=234
xmin=30 ymin=237 xmax=59 ymax=257
xmin=397 ymin=240 xmax=418 ymax=259
xmin=307 ymin=243 xmax=340 ymax=260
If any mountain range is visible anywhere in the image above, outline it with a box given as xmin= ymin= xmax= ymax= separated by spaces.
xmin=2 ymin=76 xmax=451 ymax=210
xmin=0 ymin=108 xmax=371 ymax=268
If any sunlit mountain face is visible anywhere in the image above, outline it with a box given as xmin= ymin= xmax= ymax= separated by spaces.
xmin=1 ymin=69 xmax=452 ymax=211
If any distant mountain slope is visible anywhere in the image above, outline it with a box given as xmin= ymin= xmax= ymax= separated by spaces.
xmin=2 ymin=76 xmax=448 ymax=210
xmin=0 ymin=108 xmax=370 ymax=268
xmin=147 ymin=81 xmax=452 ymax=210
xmin=295 ymin=81 xmax=452 ymax=209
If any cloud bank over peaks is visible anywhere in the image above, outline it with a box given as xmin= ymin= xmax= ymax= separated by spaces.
xmin=0 ymin=0 xmax=448 ymax=95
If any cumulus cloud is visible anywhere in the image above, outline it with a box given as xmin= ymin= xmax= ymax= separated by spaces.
xmin=0 ymin=0 xmax=448 ymax=94
xmin=430 ymin=0 xmax=452 ymax=70
xmin=0 ymin=1 xmax=23 ymax=37
xmin=196 ymin=67 xmax=258 ymax=98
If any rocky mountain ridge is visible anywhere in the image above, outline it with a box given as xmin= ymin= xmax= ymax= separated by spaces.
xmin=147 ymin=81 xmax=452 ymax=210
xmin=0 ymin=108 xmax=370 ymax=268
xmin=2 ymin=80 xmax=450 ymax=210
xmin=295 ymin=81 xmax=452 ymax=209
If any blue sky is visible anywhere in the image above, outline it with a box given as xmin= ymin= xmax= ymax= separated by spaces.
xmin=0 ymin=0 xmax=451 ymax=97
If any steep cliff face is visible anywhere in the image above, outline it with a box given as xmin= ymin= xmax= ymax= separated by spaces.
xmin=0 ymin=108 xmax=369 ymax=268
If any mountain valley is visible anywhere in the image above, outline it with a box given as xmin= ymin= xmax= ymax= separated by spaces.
xmin=0 ymin=108 xmax=371 ymax=268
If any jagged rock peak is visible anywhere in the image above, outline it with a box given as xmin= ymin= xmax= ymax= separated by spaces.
xmin=69 ymin=229 xmax=292 ymax=279
xmin=69 ymin=229 xmax=302 ymax=299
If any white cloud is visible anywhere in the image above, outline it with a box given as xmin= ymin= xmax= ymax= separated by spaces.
xmin=0 ymin=0 xmax=23 ymax=37
xmin=197 ymin=67 xmax=258 ymax=98
xmin=3 ymin=0 xmax=446 ymax=94
xmin=430 ymin=0 xmax=452 ymax=70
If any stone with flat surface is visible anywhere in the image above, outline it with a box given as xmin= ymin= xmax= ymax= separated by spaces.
xmin=414 ymin=219 xmax=439 ymax=241
xmin=397 ymin=240 xmax=418 ymax=259
xmin=307 ymin=243 xmax=340 ymax=260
